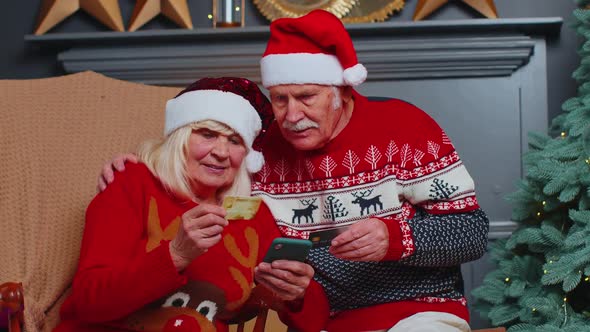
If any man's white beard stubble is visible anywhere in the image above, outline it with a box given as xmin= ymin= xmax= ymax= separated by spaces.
xmin=282 ymin=87 xmax=342 ymax=132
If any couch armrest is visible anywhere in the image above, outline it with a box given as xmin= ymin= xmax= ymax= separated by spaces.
xmin=0 ymin=282 xmax=24 ymax=332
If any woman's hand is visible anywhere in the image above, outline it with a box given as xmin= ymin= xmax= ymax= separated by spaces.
xmin=169 ymin=204 xmax=228 ymax=271
xmin=254 ymin=260 xmax=314 ymax=302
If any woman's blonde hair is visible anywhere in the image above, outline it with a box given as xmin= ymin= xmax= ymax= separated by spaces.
xmin=137 ymin=120 xmax=252 ymax=202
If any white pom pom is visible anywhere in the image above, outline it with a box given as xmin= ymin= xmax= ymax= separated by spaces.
xmin=343 ymin=63 xmax=367 ymax=86
xmin=246 ymin=151 xmax=265 ymax=173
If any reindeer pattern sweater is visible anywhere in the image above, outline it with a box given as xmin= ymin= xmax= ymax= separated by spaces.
xmin=253 ymin=90 xmax=489 ymax=331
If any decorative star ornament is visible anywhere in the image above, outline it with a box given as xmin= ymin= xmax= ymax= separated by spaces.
xmin=128 ymin=0 xmax=193 ymax=32
xmin=34 ymin=0 xmax=124 ymax=35
xmin=413 ymin=0 xmax=498 ymax=21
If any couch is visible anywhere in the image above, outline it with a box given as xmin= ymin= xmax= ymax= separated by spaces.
xmin=0 ymin=72 xmax=504 ymax=332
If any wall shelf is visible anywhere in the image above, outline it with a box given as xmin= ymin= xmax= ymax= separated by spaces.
xmin=24 ymin=18 xmax=561 ymax=86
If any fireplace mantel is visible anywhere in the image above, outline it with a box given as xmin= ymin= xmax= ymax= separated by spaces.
xmin=25 ymin=18 xmax=561 ymax=86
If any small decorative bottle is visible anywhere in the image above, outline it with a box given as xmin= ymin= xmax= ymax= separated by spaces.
xmin=212 ymin=0 xmax=245 ymax=28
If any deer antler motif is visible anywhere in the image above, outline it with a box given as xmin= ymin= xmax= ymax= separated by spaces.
xmin=223 ymin=226 xmax=260 ymax=310
xmin=226 ymin=266 xmax=251 ymax=311
xmin=146 ymin=197 xmax=180 ymax=252
xmin=301 ymin=198 xmax=318 ymax=205
xmin=351 ymin=189 xmax=374 ymax=198
xmin=223 ymin=227 xmax=258 ymax=268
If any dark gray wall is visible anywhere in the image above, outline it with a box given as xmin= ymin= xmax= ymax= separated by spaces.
xmin=0 ymin=0 xmax=581 ymax=121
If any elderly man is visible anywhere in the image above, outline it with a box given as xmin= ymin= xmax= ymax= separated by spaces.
xmin=98 ymin=9 xmax=488 ymax=332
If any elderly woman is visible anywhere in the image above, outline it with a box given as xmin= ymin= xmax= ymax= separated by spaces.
xmin=53 ymin=78 xmax=321 ymax=332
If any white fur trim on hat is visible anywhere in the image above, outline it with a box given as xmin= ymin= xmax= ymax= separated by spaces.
xmin=165 ymin=90 xmax=263 ymax=173
xmin=343 ymin=63 xmax=367 ymax=86
xmin=261 ymin=53 xmax=345 ymax=87
xmin=246 ymin=150 xmax=264 ymax=173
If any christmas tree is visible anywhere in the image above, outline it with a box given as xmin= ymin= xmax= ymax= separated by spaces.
xmin=471 ymin=2 xmax=590 ymax=331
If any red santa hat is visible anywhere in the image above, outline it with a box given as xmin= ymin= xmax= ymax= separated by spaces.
xmin=260 ymin=9 xmax=367 ymax=88
xmin=165 ymin=77 xmax=273 ymax=173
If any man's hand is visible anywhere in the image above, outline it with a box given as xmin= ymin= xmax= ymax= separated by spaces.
xmin=254 ymin=260 xmax=314 ymax=302
xmin=329 ymin=218 xmax=389 ymax=261
xmin=97 ymin=153 xmax=138 ymax=192
xmin=169 ymin=204 xmax=228 ymax=271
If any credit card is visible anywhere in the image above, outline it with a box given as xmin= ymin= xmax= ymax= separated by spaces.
xmin=222 ymin=196 xmax=262 ymax=220
xmin=308 ymin=226 xmax=350 ymax=248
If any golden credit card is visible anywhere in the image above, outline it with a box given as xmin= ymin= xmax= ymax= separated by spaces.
xmin=222 ymin=196 xmax=262 ymax=220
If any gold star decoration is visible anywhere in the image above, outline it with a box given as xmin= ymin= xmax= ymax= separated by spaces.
xmin=34 ymin=0 xmax=124 ymax=35
xmin=413 ymin=0 xmax=498 ymax=21
xmin=128 ymin=0 xmax=193 ymax=32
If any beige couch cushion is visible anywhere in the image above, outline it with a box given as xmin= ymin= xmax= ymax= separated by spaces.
xmin=0 ymin=71 xmax=178 ymax=331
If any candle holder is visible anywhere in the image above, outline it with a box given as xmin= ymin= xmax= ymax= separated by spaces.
xmin=212 ymin=0 xmax=245 ymax=27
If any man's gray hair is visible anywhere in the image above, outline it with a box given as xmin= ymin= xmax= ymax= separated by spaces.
xmin=332 ymin=86 xmax=342 ymax=111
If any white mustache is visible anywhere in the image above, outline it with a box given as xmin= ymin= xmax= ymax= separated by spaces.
xmin=282 ymin=119 xmax=320 ymax=131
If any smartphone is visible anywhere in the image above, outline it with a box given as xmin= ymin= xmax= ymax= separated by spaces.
xmin=263 ymin=238 xmax=312 ymax=263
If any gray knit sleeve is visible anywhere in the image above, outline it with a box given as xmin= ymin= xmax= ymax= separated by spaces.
xmin=399 ymin=208 xmax=489 ymax=267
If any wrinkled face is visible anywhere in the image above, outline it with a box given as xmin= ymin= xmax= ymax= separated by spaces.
xmin=269 ymin=84 xmax=346 ymax=151
xmin=187 ymin=128 xmax=247 ymax=198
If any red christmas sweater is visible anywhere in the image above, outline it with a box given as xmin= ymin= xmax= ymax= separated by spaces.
xmin=253 ymin=90 xmax=490 ymax=331
xmin=54 ymin=163 xmax=329 ymax=332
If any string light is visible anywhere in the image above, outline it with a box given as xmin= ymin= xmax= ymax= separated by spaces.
xmin=536 ymin=211 xmax=542 ymax=217
xmin=532 ymin=308 xmax=537 ymax=312
xmin=585 ymin=276 xmax=589 ymax=282
xmin=562 ymin=295 xmax=569 ymax=326
xmin=561 ymin=131 xmax=567 ymax=138
xmin=207 ymin=14 xmax=213 ymax=19
xmin=505 ymin=277 xmax=510 ymax=283
xmin=544 ymin=269 xmax=548 ymax=274
xmin=542 ymin=201 xmax=546 ymax=206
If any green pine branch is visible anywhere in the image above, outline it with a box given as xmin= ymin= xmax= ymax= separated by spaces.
xmin=472 ymin=3 xmax=590 ymax=330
